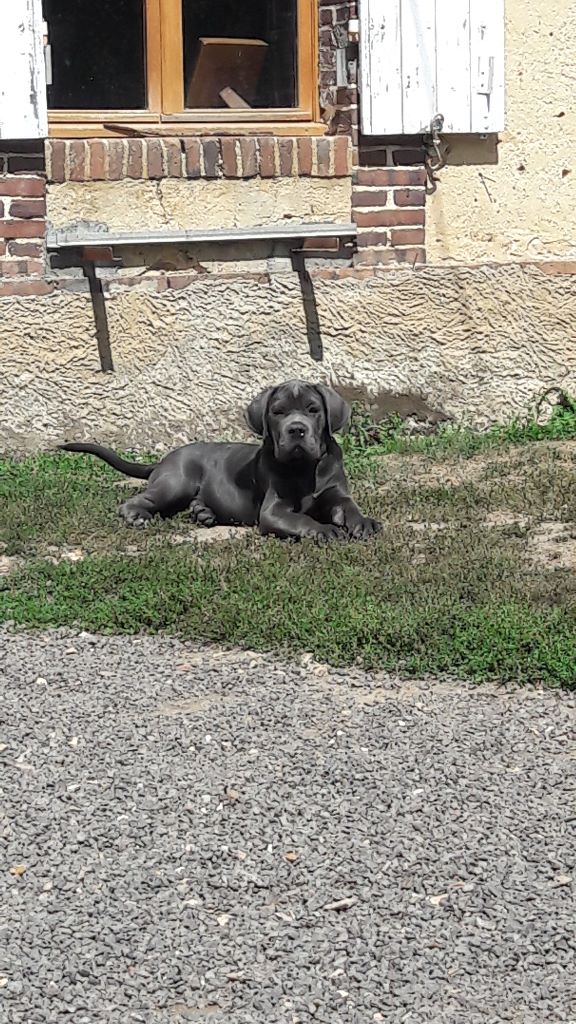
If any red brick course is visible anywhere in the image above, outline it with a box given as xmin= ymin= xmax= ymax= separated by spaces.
xmin=164 ymin=139 xmax=183 ymax=177
xmin=391 ymin=227 xmax=426 ymax=246
xmin=0 ymin=175 xmax=46 ymax=197
xmin=0 ymin=258 xmax=45 ymax=277
xmin=297 ymin=138 xmax=313 ymax=177
xmin=240 ymin=138 xmax=258 ymax=178
xmin=202 ymin=139 xmax=221 ymax=178
xmin=354 ymin=209 xmax=425 ymax=229
xmin=258 ymin=138 xmax=277 ymax=178
xmin=45 ymin=137 xmax=352 ymax=182
xmin=0 ymin=279 xmax=54 ymax=296
xmin=392 ymin=147 xmax=427 ymax=166
xmin=146 ymin=140 xmax=163 ymax=180
xmin=221 ymin=138 xmax=240 ymax=178
xmin=127 ymin=140 xmax=144 ymax=179
xmin=356 ymin=230 xmax=388 ymax=248
xmin=333 ymin=135 xmax=351 ymax=175
xmin=8 ymin=241 xmax=44 ymax=257
xmin=352 ymin=189 xmax=388 ymax=207
xmin=279 ymin=139 xmax=296 ymax=177
xmin=184 ymin=139 xmax=202 ymax=178
xmin=9 ymin=198 xmax=47 ymax=219
xmin=394 ymin=188 xmax=426 ymax=207
xmin=354 ymin=167 xmax=427 ymax=188
xmin=0 ymin=219 xmax=46 ymax=239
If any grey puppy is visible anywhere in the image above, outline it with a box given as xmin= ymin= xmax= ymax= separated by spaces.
xmin=60 ymin=380 xmax=382 ymax=542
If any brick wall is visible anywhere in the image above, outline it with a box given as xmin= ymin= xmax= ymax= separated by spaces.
xmin=45 ymin=136 xmax=352 ymax=183
xmin=0 ymin=142 xmax=49 ymax=296
xmin=318 ymin=0 xmax=358 ymax=135
xmin=353 ymin=142 xmax=427 ymax=267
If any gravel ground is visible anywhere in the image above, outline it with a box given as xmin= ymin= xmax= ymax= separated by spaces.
xmin=1 ymin=627 xmax=575 ymax=1024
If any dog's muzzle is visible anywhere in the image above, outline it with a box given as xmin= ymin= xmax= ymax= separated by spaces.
xmin=276 ymin=419 xmax=321 ymax=462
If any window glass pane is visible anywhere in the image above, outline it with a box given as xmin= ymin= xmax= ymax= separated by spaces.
xmin=183 ymin=0 xmax=298 ymax=110
xmin=43 ymin=0 xmax=147 ymax=110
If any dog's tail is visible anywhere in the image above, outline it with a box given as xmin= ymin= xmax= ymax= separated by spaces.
xmin=59 ymin=442 xmax=155 ymax=480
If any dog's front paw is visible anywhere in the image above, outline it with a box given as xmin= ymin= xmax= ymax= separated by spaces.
xmin=351 ymin=516 xmax=383 ymax=540
xmin=308 ymin=523 xmax=347 ymax=544
xmin=334 ymin=507 xmax=382 ymax=540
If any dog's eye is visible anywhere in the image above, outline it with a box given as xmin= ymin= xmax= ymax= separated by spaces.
xmin=307 ymin=405 xmax=320 ymax=414
xmin=270 ymin=406 xmax=285 ymax=416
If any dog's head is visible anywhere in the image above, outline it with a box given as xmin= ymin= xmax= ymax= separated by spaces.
xmin=245 ymin=380 xmax=350 ymax=464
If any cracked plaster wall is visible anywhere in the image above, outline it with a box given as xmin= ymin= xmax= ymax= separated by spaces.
xmin=47 ymin=177 xmax=353 ymax=235
xmin=1 ymin=263 xmax=575 ymax=453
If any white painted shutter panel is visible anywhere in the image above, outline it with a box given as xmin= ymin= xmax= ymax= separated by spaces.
xmin=360 ymin=0 xmax=505 ymax=135
xmin=0 ymin=0 xmax=48 ymax=139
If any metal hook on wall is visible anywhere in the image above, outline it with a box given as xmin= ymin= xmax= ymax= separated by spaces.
xmin=423 ymin=113 xmax=448 ymax=194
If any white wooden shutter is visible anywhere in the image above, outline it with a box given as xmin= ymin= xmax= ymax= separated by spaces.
xmin=360 ymin=0 xmax=505 ymax=135
xmin=0 ymin=0 xmax=48 ymax=140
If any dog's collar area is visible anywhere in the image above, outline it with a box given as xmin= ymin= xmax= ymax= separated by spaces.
xmin=263 ymin=437 xmax=323 ymax=467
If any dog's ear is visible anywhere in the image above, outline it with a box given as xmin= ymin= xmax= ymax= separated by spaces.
xmin=245 ymin=386 xmax=275 ymax=437
xmin=314 ymin=385 xmax=351 ymax=436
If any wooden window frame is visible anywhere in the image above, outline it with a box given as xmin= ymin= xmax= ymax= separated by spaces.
xmin=48 ymin=0 xmax=322 ymax=137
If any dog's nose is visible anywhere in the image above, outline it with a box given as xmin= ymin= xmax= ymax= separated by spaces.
xmin=287 ymin=422 xmax=307 ymax=438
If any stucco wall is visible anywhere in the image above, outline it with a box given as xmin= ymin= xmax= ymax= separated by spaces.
xmin=427 ymin=0 xmax=576 ymax=265
xmin=47 ymin=177 xmax=353 ymax=235
xmin=2 ymin=264 xmax=575 ymax=453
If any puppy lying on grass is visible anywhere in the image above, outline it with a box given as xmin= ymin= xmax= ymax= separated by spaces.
xmin=60 ymin=380 xmax=382 ymax=542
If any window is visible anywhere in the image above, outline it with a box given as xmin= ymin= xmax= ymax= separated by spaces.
xmin=43 ymin=0 xmax=319 ymax=134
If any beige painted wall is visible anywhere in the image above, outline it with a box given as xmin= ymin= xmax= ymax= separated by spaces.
xmin=427 ymin=0 xmax=576 ymax=264
xmin=1 ymin=264 xmax=575 ymax=453
xmin=47 ymin=177 xmax=352 ymax=235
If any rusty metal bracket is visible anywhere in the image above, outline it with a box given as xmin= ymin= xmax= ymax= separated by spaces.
xmin=423 ymin=113 xmax=448 ymax=195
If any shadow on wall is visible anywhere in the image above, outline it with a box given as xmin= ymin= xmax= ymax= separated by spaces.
xmin=357 ymin=133 xmax=500 ymax=169
xmin=442 ymin=133 xmax=500 ymax=167
xmin=335 ymin=385 xmax=451 ymax=432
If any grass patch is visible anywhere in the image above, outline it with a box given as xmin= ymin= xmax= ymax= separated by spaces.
xmin=1 ymin=415 xmax=576 ymax=687
xmin=1 ymin=531 xmax=575 ymax=686
xmin=339 ymin=392 xmax=576 ymax=465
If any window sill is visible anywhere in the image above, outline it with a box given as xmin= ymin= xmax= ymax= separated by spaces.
xmin=48 ymin=121 xmax=329 ymax=139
